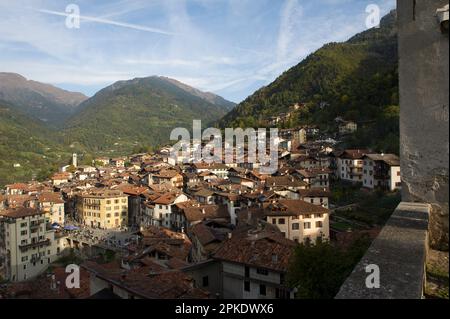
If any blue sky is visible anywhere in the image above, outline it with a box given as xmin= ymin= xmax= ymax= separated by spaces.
xmin=0 ymin=0 xmax=395 ymax=103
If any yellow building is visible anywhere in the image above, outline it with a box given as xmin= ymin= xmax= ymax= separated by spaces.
xmin=77 ymin=189 xmax=128 ymax=229
xmin=264 ymin=199 xmax=330 ymax=244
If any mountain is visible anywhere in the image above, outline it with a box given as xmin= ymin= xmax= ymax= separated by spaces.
xmin=0 ymin=73 xmax=88 ymax=125
xmin=63 ymin=76 xmax=235 ymax=154
xmin=160 ymin=77 xmax=235 ymax=111
xmin=0 ymin=99 xmax=71 ymax=187
xmin=218 ymin=11 xmax=399 ymax=154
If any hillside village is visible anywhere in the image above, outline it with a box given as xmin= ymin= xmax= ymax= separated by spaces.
xmin=0 ymin=126 xmax=401 ymax=299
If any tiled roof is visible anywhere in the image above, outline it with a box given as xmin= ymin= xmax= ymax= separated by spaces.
xmin=297 ymin=189 xmax=331 ymax=198
xmin=82 ymin=261 xmax=209 ymax=299
xmin=264 ymin=199 xmax=329 ymax=216
xmin=213 ymin=231 xmax=296 ymax=272
xmin=0 ymin=207 xmax=43 ymax=218
xmin=37 ymin=192 xmax=65 ymax=204
xmin=340 ymin=149 xmax=370 ymax=159
xmin=364 ymin=153 xmax=400 ymax=166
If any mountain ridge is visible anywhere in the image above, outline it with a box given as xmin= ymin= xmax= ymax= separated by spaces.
xmin=0 ymin=72 xmax=88 ymax=125
xmin=62 ymin=76 xmax=235 ymax=154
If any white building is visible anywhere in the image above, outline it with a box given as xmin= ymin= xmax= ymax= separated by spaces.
xmin=0 ymin=207 xmax=67 ymax=282
xmin=337 ymin=149 xmax=369 ymax=183
xmin=264 ymin=199 xmax=330 ymax=244
xmin=362 ymin=154 xmax=401 ymax=191
xmin=37 ymin=193 xmax=65 ymax=225
xmin=152 ymin=193 xmax=189 ymax=229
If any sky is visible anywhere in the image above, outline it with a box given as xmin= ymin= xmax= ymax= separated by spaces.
xmin=0 ymin=0 xmax=396 ymax=103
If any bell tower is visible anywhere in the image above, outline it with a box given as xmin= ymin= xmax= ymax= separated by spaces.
xmin=72 ymin=153 xmax=78 ymax=168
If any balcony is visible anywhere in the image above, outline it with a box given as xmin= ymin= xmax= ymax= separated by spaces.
xmin=19 ymin=239 xmax=51 ymax=252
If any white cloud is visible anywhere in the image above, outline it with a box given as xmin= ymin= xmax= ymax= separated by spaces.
xmin=277 ymin=0 xmax=303 ymax=62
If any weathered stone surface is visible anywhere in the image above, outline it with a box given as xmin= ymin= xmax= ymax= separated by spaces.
xmin=398 ymin=0 xmax=449 ymax=250
xmin=336 ymin=202 xmax=430 ymax=299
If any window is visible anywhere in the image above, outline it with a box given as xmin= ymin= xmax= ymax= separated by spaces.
xmin=310 ymin=199 xmax=314 ymax=204
xmin=278 ymin=218 xmax=285 ymax=225
xmin=304 ymin=214 xmax=311 ymax=219
xmin=256 ymin=268 xmax=268 ymax=276
xmin=304 ymin=222 xmax=311 ymax=229
xmin=202 ymin=276 xmax=209 ymax=287
xmin=20 ymin=222 xmax=27 ymax=228
xmin=272 ymin=218 xmax=276 ymax=224
xmin=280 ymin=273 xmax=285 ymax=285
xmin=259 ymin=284 xmax=266 ymax=296
xmin=21 ymin=230 xmax=27 ymax=236
xmin=106 ymin=213 xmax=111 ymax=218
xmin=244 ymin=281 xmax=250 ymax=292
xmin=316 ymin=221 xmax=323 ymax=228
xmin=245 ymin=266 xmax=250 ymax=277
xmin=292 ymin=223 xmax=299 ymax=230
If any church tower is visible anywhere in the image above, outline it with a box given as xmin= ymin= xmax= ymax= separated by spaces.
xmin=72 ymin=153 xmax=78 ymax=168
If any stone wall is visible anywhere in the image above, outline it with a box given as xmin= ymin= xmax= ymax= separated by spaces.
xmin=336 ymin=202 xmax=430 ymax=299
xmin=398 ymin=0 xmax=449 ymax=250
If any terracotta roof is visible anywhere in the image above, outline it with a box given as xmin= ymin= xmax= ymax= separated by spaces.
xmin=264 ymin=199 xmax=329 ymax=216
xmin=340 ymin=149 xmax=370 ymax=160
xmin=115 ymin=184 xmax=148 ymax=196
xmin=363 ymin=153 xmax=400 ymax=166
xmin=154 ymin=169 xmax=181 ymax=179
xmin=0 ymin=207 xmax=44 ymax=218
xmin=5 ymin=194 xmax=34 ymax=207
xmin=191 ymin=223 xmax=228 ymax=246
xmin=37 ymin=192 xmax=65 ymax=204
xmin=154 ymin=193 xmax=181 ymax=205
xmin=52 ymin=172 xmax=71 ymax=180
xmin=297 ymin=189 xmax=331 ymax=198
xmin=183 ymin=205 xmax=229 ymax=223
xmin=265 ymin=176 xmax=307 ymax=188
xmin=213 ymin=231 xmax=296 ymax=272
xmin=82 ymin=261 xmax=209 ymax=299
xmin=193 ymin=188 xmax=215 ymax=197
xmin=6 ymin=183 xmax=29 ymax=190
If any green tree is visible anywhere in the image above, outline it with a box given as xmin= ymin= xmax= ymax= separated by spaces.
xmin=287 ymin=236 xmax=371 ymax=299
